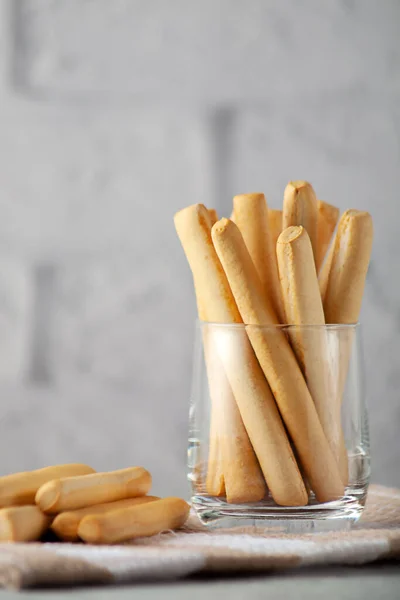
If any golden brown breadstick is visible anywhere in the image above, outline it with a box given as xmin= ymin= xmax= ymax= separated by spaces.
xmin=51 ymin=496 xmax=159 ymax=542
xmin=203 ymin=328 xmax=267 ymax=503
xmin=175 ymin=204 xmax=266 ymax=504
xmin=212 ymin=218 xmax=344 ymax=503
xmin=277 ymin=226 xmax=348 ymax=484
xmin=322 ymin=210 xmax=373 ymax=414
xmin=194 ymin=209 xmax=225 ymax=497
xmin=205 ymin=406 xmax=225 ymax=497
xmin=230 ymin=208 xmax=235 ymax=223
xmin=0 ymin=506 xmax=50 ymax=542
xmin=318 ymin=232 xmax=336 ymax=303
xmin=233 ymin=193 xmax=284 ymax=322
xmin=78 ymin=497 xmax=190 ymax=544
xmin=0 ymin=464 xmax=95 ymax=508
xmin=36 ymin=467 xmax=151 ymax=514
xmin=268 ymin=208 xmax=282 ymax=253
xmin=208 ymin=208 xmax=218 ymax=226
xmin=283 ymin=181 xmax=318 ymax=260
xmin=323 ymin=210 xmax=373 ymax=324
xmin=175 ymin=205 xmax=306 ymax=506
xmin=316 ymin=200 xmax=339 ymax=273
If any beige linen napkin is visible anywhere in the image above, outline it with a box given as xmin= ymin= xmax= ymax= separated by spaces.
xmin=0 ymin=484 xmax=399 ymax=590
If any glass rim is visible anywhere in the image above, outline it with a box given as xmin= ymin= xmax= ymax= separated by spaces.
xmin=198 ymin=320 xmax=359 ymax=331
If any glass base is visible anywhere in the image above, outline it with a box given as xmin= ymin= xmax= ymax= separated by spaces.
xmin=192 ymin=486 xmax=368 ymax=532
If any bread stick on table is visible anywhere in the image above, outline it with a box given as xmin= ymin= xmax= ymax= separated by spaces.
xmin=0 ymin=506 xmax=50 ymax=542
xmin=316 ymin=200 xmax=339 ymax=273
xmin=51 ymin=496 xmax=159 ymax=542
xmin=277 ymin=226 xmax=348 ymax=484
xmin=175 ymin=204 xmax=306 ymax=506
xmin=36 ymin=467 xmax=151 ymax=514
xmin=283 ymin=181 xmax=318 ymax=261
xmin=78 ymin=497 xmax=190 ymax=545
xmin=212 ymin=218 xmax=344 ymax=503
xmin=175 ymin=204 xmax=266 ymax=504
xmin=0 ymin=464 xmax=95 ymax=508
xmin=234 ymin=194 xmax=284 ymax=322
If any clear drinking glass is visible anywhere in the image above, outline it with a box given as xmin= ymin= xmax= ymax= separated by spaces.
xmin=188 ymin=322 xmax=370 ymax=531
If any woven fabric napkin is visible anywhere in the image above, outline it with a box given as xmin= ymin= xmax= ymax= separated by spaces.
xmin=0 ymin=484 xmax=399 ymax=590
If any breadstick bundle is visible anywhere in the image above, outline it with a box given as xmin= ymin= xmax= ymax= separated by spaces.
xmin=175 ymin=181 xmax=373 ymax=508
xmin=0 ymin=463 xmax=189 ymax=544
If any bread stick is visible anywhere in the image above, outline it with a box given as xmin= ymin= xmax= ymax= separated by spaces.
xmin=0 ymin=506 xmax=50 ymax=542
xmin=268 ymin=209 xmax=282 ymax=253
xmin=79 ymin=497 xmax=190 ymax=544
xmin=51 ymin=496 xmax=159 ymax=542
xmin=175 ymin=204 xmax=266 ymax=504
xmin=203 ymin=328 xmax=266 ymax=503
xmin=208 ymin=208 xmax=218 ymax=226
xmin=212 ymin=218 xmax=344 ymax=502
xmin=205 ymin=406 xmax=225 ymax=497
xmin=316 ymin=200 xmax=339 ymax=273
xmin=323 ymin=210 xmax=373 ymax=324
xmin=0 ymin=464 xmax=95 ymax=508
xmin=175 ymin=205 xmax=306 ymax=506
xmin=283 ymin=181 xmax=318 ymax=261
xmin=35 ymin=467 xmax=151 ymax=514
xmin=195 ymin=209 xmax=225 ymax=497
xmin=323 ymin=210 xmax=373 ymax=417
xmin=233 ymin=193 xmax=284 ymax=322
xmin=277 ymin=226 xmax=348 ymax=484
xmin=318 ymin=232 xmax=336 ymax=303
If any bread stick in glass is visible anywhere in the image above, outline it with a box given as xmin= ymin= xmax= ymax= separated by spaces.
xmin=212 ymin=218 xmax=344 ymax=503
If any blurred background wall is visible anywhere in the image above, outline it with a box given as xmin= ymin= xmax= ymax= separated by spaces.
xmin=0 ymin=0 xmax=399 ymax=496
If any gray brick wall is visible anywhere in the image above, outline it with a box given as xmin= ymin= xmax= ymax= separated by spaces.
xmin=0 ymin=0 xmax=399 ymax=496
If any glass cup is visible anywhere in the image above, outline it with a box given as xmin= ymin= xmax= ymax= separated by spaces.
xmin=188 ymin=322 xmax=370 ymax=532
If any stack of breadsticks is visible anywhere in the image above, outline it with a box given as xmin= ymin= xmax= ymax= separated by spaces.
xmin=0 ymin=464 xmax=189 ymax=544
xmin=175 ymin=181 xmax=373 ymax=507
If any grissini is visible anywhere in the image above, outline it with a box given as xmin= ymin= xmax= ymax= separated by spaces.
xmin=318 ymin=233 xmax=336 ymax=303
xmin=316 ymin=200 xmax=339 ymax=273
xmin=268 ymin=208 xmax=282 ymax=254
xmin=277 ymin=226 xmax=348 ymax=484
xmin=283 ymin=181 xmax=318 ymax=261
xmin=212 ymin=218 xmax=344 ymax=503
xmin=35 ymin=467 xmax=151 ymax=514
xmin=208 ymin=208 xmax=218 ymax=226
xmin=230 ymin=209 xmax=236 ymax=223
xmin=78 ymin=497 xmax=190 ymax=544
xmin=0 ymin=506 xmax=50 ymax=542
xmin=0 ymin=464 xmax=95 ymax=508
xmin=323 ymin=210 xmax=373 ymax=324
xmin=174 ymin=204 xmax=266 ymax=504
xmin=175 ymin=204 xmax=307 ymax=506
xmin=204 ymin=208 xmax=226 ymax=495
xmin=203 ymin=328 xmax=266 ymax=503
xmin=205 ymin=406 xmax=225 ymax=497
xmin=233 ymin=193 xmax=284 ymax=322
xmin=322 ymin=210 xmax=373 ymax=411
xmin=51 ymin=496 xmax=159 ymax=542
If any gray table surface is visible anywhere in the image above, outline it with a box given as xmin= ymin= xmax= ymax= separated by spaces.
xmin=0 ymin=564 xmax=399 ymax=600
